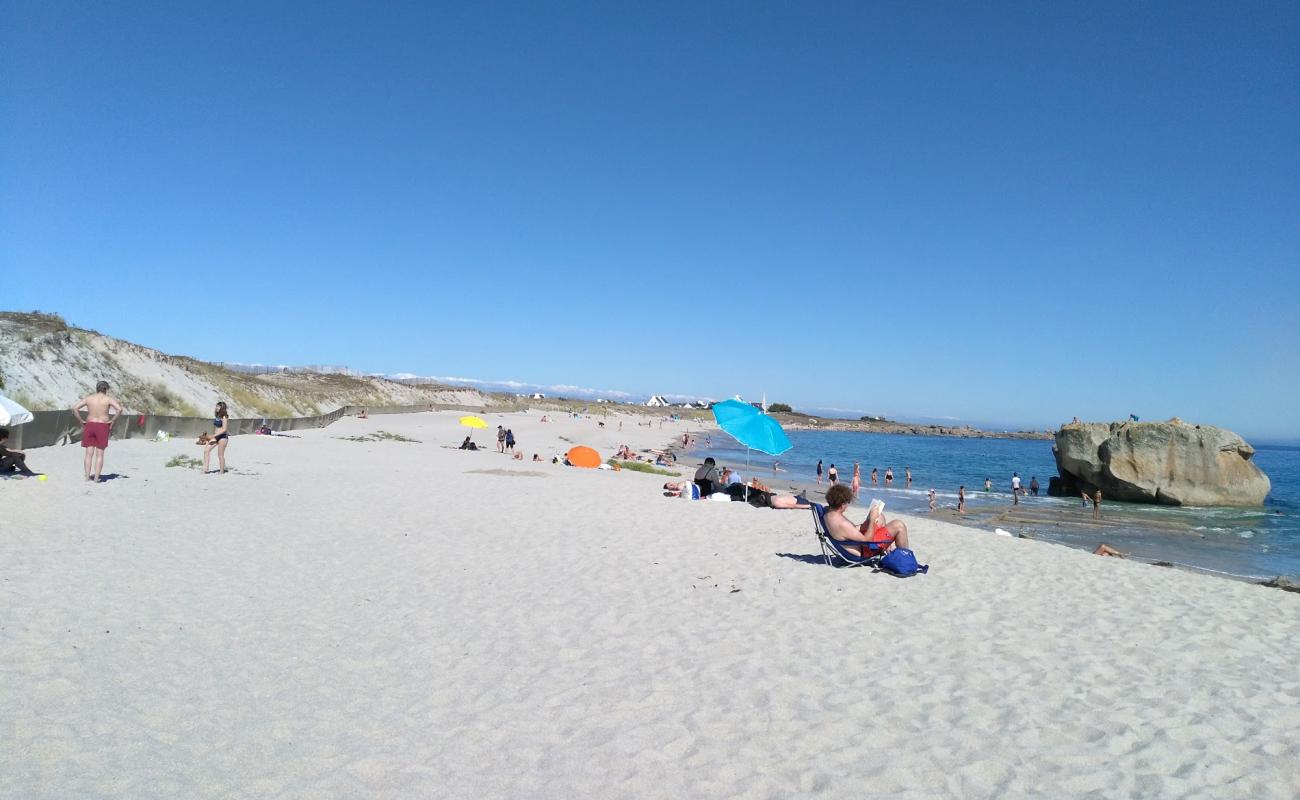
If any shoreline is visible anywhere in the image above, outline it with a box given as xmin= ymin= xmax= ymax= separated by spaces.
xmin=673 ymin=433 xmax=1298 ymax=588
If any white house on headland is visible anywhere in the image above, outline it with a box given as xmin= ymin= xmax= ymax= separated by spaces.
xmin=530 ymin=392 xmax=546 ymax=399
xmin=645 ymin=395 xmax=670 ymax=407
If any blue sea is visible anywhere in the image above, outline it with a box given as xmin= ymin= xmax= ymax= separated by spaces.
xmin=688 ymin=429 xmax=1300 ymax=581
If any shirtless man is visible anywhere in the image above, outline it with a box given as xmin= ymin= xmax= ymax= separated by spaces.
xmin=823 ymin=484 xmax=909 ymax=558
xmin=72 ymin=381 xmax=122 ymax=482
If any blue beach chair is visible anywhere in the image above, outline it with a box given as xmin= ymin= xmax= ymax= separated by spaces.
xmin=810 ymin=503 xmax=887 ymax=568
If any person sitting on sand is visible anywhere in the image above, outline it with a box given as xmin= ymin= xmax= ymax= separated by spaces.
xmin=532 ymin=453 xmax=541 ymax=461
xmin=693 ymin=457 xmax=722 ymax=496
xmin=512 ymin=451 xmax=523 ymax=460
xmin=823 ymin=484 xmax=910 ymax=558
xmin=0 ymin=427 xmax=38 ymax=477
xmin=1093 ymin=543 xmax=1126 ymax=558
xmin=459 ymin=436 xmax=478 ymax=451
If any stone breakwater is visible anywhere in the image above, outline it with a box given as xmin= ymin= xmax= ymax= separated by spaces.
xmin=1050 ymin=419 xmax=1271 ymax=506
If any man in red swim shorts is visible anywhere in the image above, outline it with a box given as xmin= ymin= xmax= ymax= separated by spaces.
xmin=72 ymin=380 xmax=122 ymax=482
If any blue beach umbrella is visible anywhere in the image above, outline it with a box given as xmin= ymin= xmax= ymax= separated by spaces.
xmin=711 ymin=399 xmax=792 ymax=499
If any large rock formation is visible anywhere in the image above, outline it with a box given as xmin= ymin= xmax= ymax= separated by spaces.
xmin=1051 ymin=420 xmax=1270 ymax=507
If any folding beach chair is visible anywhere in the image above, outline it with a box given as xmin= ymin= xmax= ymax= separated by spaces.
xmin=809 ymin=503 xmax=885 ymax=568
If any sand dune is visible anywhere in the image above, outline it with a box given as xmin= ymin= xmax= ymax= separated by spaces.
xmin=2 ymin=411 xmax=1297 ymax=798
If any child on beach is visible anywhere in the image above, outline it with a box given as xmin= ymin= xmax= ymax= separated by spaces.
xmin=1093 ymin=490 xmax=1102 ymax=519
xmin=870 ymin=467 xmax=878 ymax=486
xmin=0 ymin=427 xmax=38 ymax=477
xmin=816 ymin=460 xmax=823 ymax=484
xmin=905 ymin=466 xmax=912 ymax=488
xmin=958 ymin=486 xmax=967 ymax=514
xmin=928 ymin=488 xmax=936 ymax=511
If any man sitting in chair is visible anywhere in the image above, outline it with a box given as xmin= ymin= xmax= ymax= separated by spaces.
xmin=823 ymin=484 xmax=910 ymax=558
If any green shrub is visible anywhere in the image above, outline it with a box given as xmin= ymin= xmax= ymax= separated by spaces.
xmin=610 ymin=459 xmax=679 ymax=476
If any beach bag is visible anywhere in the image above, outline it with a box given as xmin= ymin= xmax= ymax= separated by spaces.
xmin=878 ymin=547 xmax=929 ymax=577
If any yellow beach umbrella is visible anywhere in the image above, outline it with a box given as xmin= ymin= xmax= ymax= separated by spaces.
xmin=459 ymin=416 xmax=488 ymax=444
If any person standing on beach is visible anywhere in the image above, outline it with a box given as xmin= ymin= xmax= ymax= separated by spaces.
xmin=496 ymin=425 xmax=506 ymax=453
xmin=905 ymin=466 xmax=912 ymax=488
xmin=958 ymin=485 xmax=967 ymax=514
xmin=1030 ymin=476 xmax=1040 ymax=496
xmin=203 ymin=401 xmax=231 ymax=474
xmin=927 ymin=488 xmax=936 ymax=511
xmin=1011 ymin=472 xmax=1021 ymax=497
xmin=816 ymin=459 xmax=823 ymax=484
xmin=1093 ymin=489 xmax=1102 ymax=519
xmin=984 ymin=477 xmax=992 ymax=492
xmin=885 ymin=467 xmax=894 ymax=486
xmin=72 ymin=381 xmax=122 ymax=482
xmin=827 ymin=464 xmax=838 ymax=484
xmin=870 ymin=467 xmax=878 ymax=486
xmin=505 ymin=429 xmax=515 ymax=453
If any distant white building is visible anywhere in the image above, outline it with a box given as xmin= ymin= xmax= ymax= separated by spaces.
xmin=530 ymin=392 xmax=546 ymax=400
xmin=645 ymin=395 xmax=670 ymax=407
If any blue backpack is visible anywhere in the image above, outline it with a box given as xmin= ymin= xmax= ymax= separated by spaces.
xmin=878 ymin=547 xmax=929 ymax=577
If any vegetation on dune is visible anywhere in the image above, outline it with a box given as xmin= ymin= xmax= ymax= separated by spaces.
xmin=9 ymin=390 xmax=50 ymax=411
xmin=119 ymin=381 xmax=202 ymax=417
xmin=610 ymin=459 xmax=680 ymax=476
xmin=767 ymin=403 xmax=793 ymax=413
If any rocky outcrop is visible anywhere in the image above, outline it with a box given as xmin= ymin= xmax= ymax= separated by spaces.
xmin=1051 ymin=420 xmax=1270 ymax=506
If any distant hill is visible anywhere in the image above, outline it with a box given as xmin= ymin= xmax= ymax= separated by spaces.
xmin=0 ymin=311 xmax=492 ymax=418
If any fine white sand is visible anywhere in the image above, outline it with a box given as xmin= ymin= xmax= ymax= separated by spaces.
xmin=3 ymin=410 xmax=1298 ymax=799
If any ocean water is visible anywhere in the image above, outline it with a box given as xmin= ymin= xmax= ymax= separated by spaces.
xmin=688 ymin=429 xmax=1300 ymax=581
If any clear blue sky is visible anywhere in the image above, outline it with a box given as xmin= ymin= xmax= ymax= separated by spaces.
xmin=3 ymin=2 xmax=1298 ymax=438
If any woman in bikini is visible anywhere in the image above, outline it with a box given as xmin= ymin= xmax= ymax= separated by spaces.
xmin=204 ymin=401 xmax=231 ymax=474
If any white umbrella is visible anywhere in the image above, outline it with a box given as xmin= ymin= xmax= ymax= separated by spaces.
xmin=0 ymin=394 xmax=34 ymax=426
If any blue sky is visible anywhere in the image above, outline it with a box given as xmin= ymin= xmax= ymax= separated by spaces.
xmin=3 ymin=2 xmax=1298 ymax=438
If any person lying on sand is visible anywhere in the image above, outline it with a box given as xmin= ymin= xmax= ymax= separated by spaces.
xmin=1093 ymin=543 xmax=1127 ymax=558
xmin=823 ymin=484 xmax=910 ymax=558
xmin=664 ymin=480 xmax=810 ymax=509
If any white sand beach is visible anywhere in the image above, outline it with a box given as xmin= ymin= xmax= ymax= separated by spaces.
xmin=3 ymin=410 xmax=1298 ymax=799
